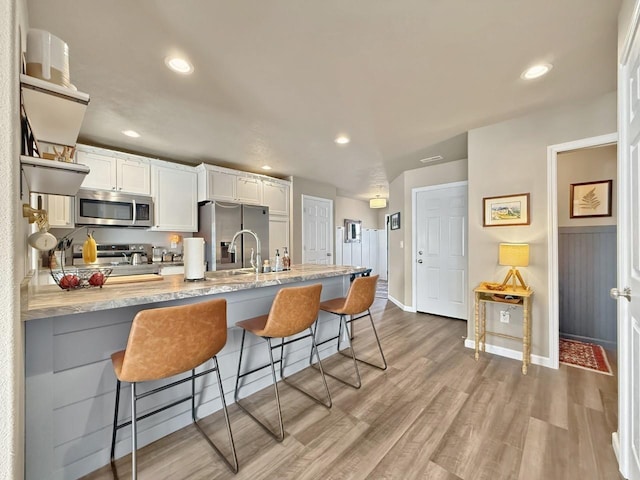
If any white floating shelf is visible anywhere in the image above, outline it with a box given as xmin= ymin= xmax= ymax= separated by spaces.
xmin=20 ymin=74 xmax=89 ymax=148
xmin=21 ymin=156 xmax=90 ymax=196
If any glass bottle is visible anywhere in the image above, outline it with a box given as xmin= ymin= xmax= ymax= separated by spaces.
xmin=282 ymin=246 xmax=290 ymax=270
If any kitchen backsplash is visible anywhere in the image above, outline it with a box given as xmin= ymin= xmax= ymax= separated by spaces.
xmin=48 ymin=227 xmax=192 ymax=253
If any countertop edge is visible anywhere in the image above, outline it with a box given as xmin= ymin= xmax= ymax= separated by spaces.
xmin=22 ymin=265 xmax=367 ymax=322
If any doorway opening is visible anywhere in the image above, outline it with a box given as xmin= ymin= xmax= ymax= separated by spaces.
xmin=547 ymin=133 xmax=617 ymax=369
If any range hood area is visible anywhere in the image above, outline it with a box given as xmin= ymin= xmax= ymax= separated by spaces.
xmin=20 ymin=74 xmax=90 ymax=197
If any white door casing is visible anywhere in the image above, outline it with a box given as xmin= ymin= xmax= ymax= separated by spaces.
xmin=616 ymin=4 xmax=640 ymax=477
xmin=302 ymin=195 xmax=333 ymax=264
xmin=413 ymin=182 xmax=468 ymax=319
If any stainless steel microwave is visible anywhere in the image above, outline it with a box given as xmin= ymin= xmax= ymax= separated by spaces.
xmin=75 ymin=189 xmax=154 ymax=227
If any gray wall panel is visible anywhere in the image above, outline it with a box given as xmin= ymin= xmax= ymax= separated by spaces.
xmin=558 ymin=226 xmax=617 ymax=349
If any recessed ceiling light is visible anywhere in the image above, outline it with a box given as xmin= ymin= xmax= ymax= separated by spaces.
xmin=165 ymin=56 xmax=194 ymax=74
xmin=335 ymin=135 xmax=350 ymax=145
xmin=122 ymin=130 xmax=140 ymax=138
xmin=521 ymin=63 xmax=553 ymax=80
xmin=420 ymin=155 xmax=443 ymax=164
xmin=261 ymin=165 xmax=272 ymax=170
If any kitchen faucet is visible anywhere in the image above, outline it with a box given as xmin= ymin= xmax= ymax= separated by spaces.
xmin=228 ymin=229 xmax=261 ymax=273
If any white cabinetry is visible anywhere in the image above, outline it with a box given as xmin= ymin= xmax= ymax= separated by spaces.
xmin=269 ymin=215 xmax=290 ymax=257
xmin=77 ymin=146 xmax=151 ymax=195
xmin=30 ymin=193 xmax=74 ymax=229
xmin=236 ymin=176 xmax=262 ymax=204
xmin=150 ymin=160 xmax=197 ymax=232
xmin=263 ymin=180 xmax=290 ymax=215
xmin=197 ymin=164 xmax=263 ymax=204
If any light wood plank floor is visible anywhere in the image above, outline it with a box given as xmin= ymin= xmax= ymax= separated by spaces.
xmin=83 ymin=299 xmax=621 ymax=480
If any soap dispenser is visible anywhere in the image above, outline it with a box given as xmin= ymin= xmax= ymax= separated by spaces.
xmin=274 ymin=248 xmax=283 ymax=272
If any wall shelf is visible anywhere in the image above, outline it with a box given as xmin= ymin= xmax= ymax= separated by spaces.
xmin=21 ymin=156 xmax=89 ymax=196
xmin=20 ymin=74 xmax=89 ymax=148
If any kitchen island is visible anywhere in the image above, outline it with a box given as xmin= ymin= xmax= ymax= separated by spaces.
xmin=24 ymin=264 xmax=366 ymax=480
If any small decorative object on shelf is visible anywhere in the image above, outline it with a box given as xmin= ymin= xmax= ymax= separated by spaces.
xmin=50 ymin=267 xmax=112 ymax=290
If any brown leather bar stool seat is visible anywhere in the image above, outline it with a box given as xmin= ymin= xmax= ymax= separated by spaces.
xmin=234 ymin=283 xmax=331 ymax=441
xmin=110 ymin=298 xmax=238 ymax=479
xmin=312 ymin=274 xmax=387 ymax=389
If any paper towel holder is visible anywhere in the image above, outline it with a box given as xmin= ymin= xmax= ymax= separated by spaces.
xmin=183 ymin=237 xmax=206 ymax=282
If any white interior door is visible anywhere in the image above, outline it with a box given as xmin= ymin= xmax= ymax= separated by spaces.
xmin=302 ymin=195 xmax=333 ymax=264
xmin=617 ymin=7 xmax=640 ymax=478
xmin=378 ymin=228 xmax=388 ymax=281
xmin=414 ymin=183 xmax=468 ymax=319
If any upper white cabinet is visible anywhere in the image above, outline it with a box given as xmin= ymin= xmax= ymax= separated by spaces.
xmin=208 ymin=169 xmax=237 ymax=202
xmin=197 ymin=164 xmax=263 ymax=205
xmin=196 ymin=164 xmax=291 ymax=214
xmin=150 ymin=160 xmax=197 ymax=232
xmin=77 ymin=145 xmax=150 ymax=195
xmin=262 ymin=180 xmax=290 ymax=215
xmin=236 ymin=176 xmax=262 ymax=204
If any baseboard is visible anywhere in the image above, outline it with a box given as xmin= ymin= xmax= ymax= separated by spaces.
xmin=612 ymin=431 xmax=621 ymax=467
xmin=388 ymin=294 xmax=417 ymax=312
xmin=560 ymin=333 xmax=617 ymax=351
xmin=463 ymin=339 xmax=554 ymax=368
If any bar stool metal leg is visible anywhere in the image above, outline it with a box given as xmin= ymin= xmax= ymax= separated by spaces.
xmin=338 ymin=309 xmax=387 ymax=371
xmin=234 ymin=332 xmax=286 ymax=441
xmin=110 ymin=380 xmax=121 ymax=463
xmin=281 ymin=328 xmax=332 ymax=408
xmin=131 ymin=382 xmax=138 ymax=480
xmin=235 ymin=328 xmax=332 ymax=441
xmin=191 ymin=358 xmax=239 ymax=473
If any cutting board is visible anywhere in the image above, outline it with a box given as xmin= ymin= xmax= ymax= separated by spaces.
xmin=106 ymin=274 xmax=164 ymax=285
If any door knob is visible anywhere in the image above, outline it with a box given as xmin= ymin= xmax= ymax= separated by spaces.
xmin=417 ymin=259 xmax=423 ymax=264
xmin=418 ymin=250 xmax=423 ymax=255
xmin=610 ymin=287 xmax=631 ymax=302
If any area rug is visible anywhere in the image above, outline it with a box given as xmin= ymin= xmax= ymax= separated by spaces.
xmin=559 ymin=338 xmax=613 ymax=375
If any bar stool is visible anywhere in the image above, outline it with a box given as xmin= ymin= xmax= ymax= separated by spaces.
xmin=110 ymin=298 xmax=238 ymax=479
xmin=234 ymin=283 xmax=331 ymax=441
xmin=312 ymin=274 xmax=387 ymax=389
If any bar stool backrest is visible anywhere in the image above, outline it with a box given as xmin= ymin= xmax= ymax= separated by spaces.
xmin=342 ymin=275 xmax=379 ymax=315
xmin=261 ymin=283 xmax=322 ymax=338
xmin=118 ymin=298 xmax=227 ymax=382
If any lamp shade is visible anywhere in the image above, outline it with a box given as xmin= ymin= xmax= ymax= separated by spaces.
xmin=369 ymin=197 xmax=387 ymax=209
xmin=499 ymin=243 xmax=529 ymax=267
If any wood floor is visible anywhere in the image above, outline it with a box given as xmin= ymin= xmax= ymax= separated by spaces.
xmin=83 ymin=299 xmax=621 ymax=480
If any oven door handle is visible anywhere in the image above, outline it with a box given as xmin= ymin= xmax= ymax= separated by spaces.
xmin=132 ymin=199 xmax=137 ymax=225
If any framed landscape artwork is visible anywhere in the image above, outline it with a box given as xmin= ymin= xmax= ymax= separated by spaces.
xmin=483 ymin=193 xmax=530 ymax=227
xmin=570 ymin=179 xmax=612 ymax=218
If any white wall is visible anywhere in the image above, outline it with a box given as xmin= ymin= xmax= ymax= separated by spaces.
xmin=468 ymin=91 xmax=617 ymax=359
xmin=334 ymin=196 xmax=380 ymax=229
xmin=557 ymin=144 xmax=617 ymax=227
xmin=2 ymin=0 xmax=28 ymax=478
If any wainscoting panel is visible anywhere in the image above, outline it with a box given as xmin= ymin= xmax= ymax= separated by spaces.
xmin=558 ymin=226 xmax=617 ymax=349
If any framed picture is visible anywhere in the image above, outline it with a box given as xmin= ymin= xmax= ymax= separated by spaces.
xmin=483 ymin=193 xmax=530 ymax=227
xmin=570 ymin=179 xmax=612 ymax=218
xmin=390 ymin=212 xmax=401 ymax=230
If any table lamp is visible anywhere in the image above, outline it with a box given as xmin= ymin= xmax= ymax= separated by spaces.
xmin=499 ymin=243 xmax=529 ymax=290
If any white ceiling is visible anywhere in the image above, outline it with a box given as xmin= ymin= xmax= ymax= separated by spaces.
xmin=27 ymin=0 xmax=620 ymax=201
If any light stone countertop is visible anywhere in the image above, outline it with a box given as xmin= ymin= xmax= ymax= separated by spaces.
xmin=22 ymin=264 xmax=366 ymax=321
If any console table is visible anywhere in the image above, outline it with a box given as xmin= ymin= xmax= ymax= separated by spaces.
xmin=474 ymin=283 xmax=533 ymax=374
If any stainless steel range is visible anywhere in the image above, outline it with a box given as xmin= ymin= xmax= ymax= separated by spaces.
xmin=71 ymin=243 xmax=160 ymax=276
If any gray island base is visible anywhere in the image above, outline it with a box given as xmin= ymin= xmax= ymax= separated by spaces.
xmin=24 ymin=264 xmax=365 ymax=480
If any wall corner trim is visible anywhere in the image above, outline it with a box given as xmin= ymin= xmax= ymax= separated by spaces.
xmin=388 ymin=295 xmax=417 ymax=312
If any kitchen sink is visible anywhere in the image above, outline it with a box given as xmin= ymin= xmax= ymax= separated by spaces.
xmin=205 ymin=268 xmax=257 ymax=279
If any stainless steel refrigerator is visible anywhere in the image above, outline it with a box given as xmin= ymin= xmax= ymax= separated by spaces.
xmin=196 ymin=201 xmax=270 ymax=271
